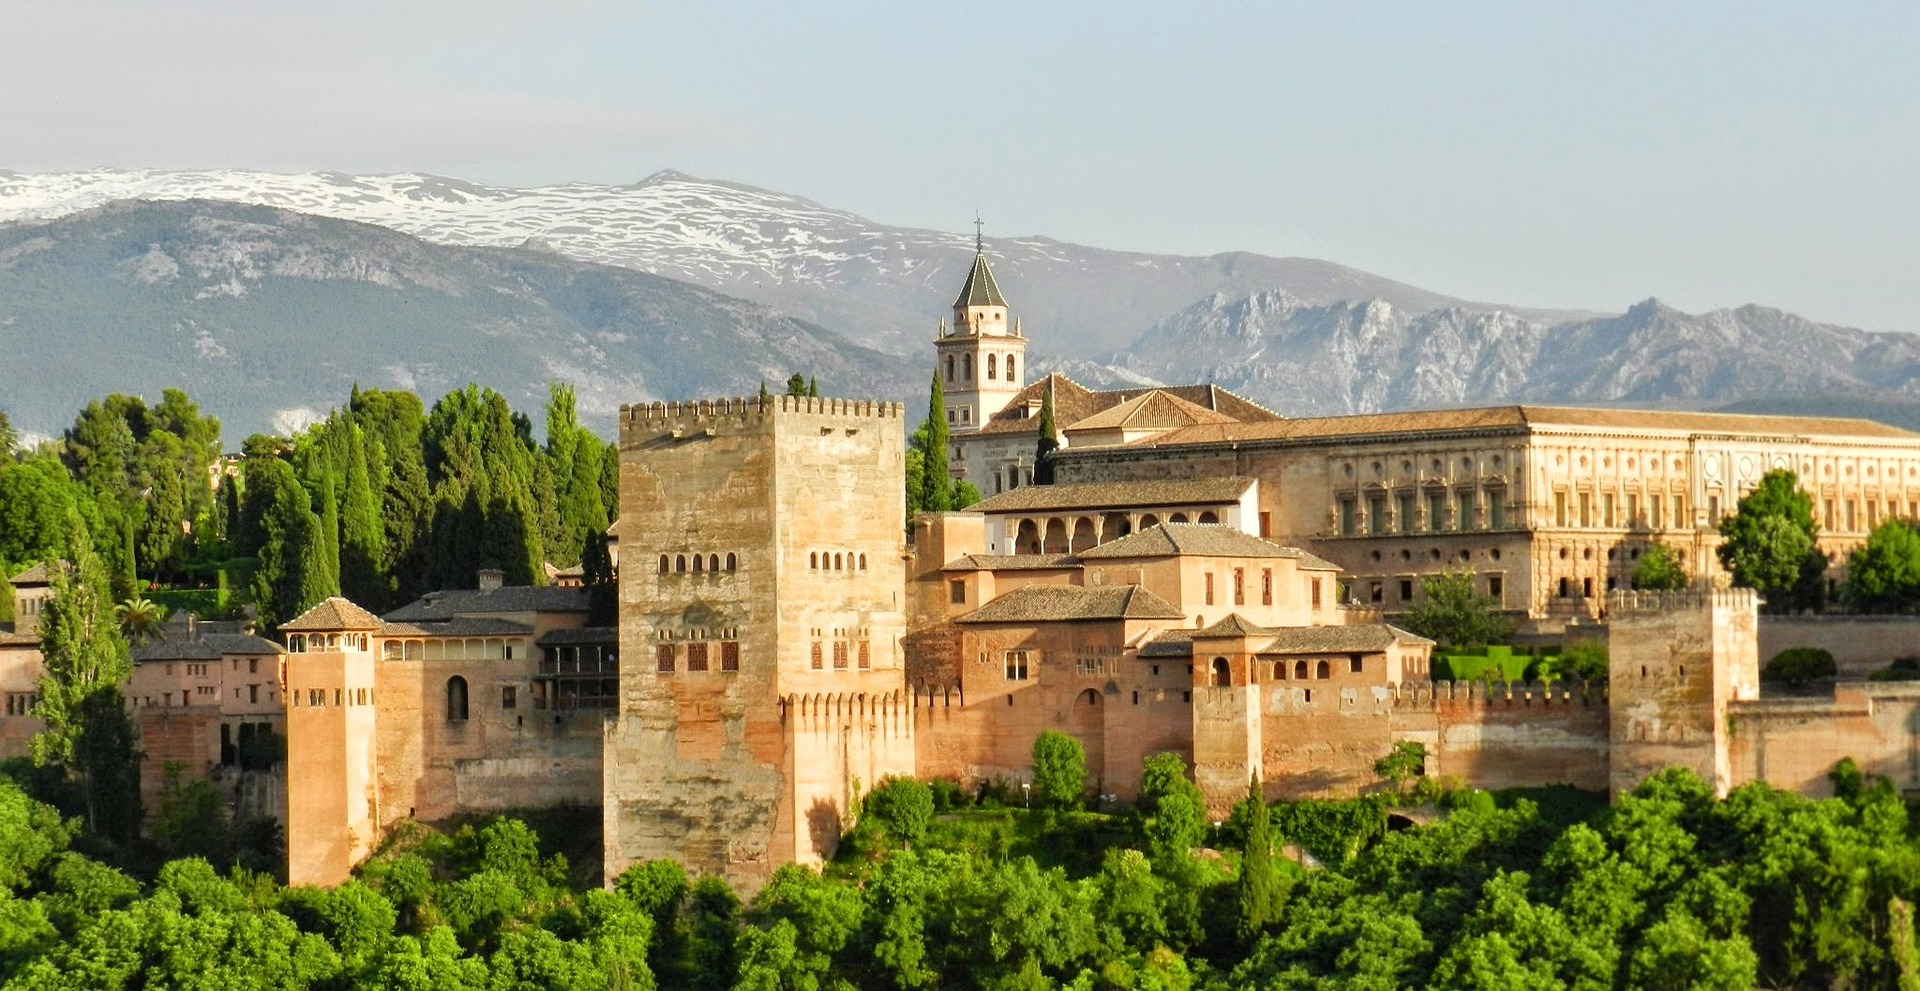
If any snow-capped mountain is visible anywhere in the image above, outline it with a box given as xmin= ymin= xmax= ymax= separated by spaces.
xmin=0 ymin=168 xmax=1588 ymax=358
xmin=1097 ymin=292 xmax=1920 ymax=415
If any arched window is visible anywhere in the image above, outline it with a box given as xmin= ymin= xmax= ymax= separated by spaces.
xmin=1212 ymin=657 xmax=1231 ymax=687
xmin=446 ymin=676 xmax=469 ymax=722
xmin=945 ymin=355 xmax=954 ymax=382
xmin=1198 ymin=511 xmax=1219 ymax=524
xmin=1294 ymin=660 xmax=1308 ymax=680
xmin=708 ymin=554 xmax=720 ymax=573
xmin=987 ymin=354 xmax=997 ymax=379
xmin=1274 ymin=661 xmax=1286 ymax=680
xmin=810 ymin=552 xmax=818 ymax=569
xmin=834 ymin=553 xmax=843 ymax=570
xmin=858 ymin=554 xmax=867 ymax=570
xmin=658 ymin=555 xmax=669 ymax=574
xmin=693 ymin=555 xmax=703 ymax=573
xmin=1170 ymin=513 xmax=1189 ymax=524
xmin=1316 ymin=660 xmax=1331 ymax=679
xmin=1079 ymin=688 xmax=1100 ymax=706
xmin=1006 ymin=355 xmax=1016 ymax=380
xmin=963 ymin=354 xmax=973 ymax=380
xmin=726 ymin=553 xmax=737 ymax=571
xmin=676 ymin=555 xmax=687 ymax=573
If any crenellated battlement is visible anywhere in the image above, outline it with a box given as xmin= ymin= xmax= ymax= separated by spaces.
xmin=619 ymin=395 xmax=905 ymax=433
xmin=1387 ymin=678 xmax=1608 ymax=710
xmin=780 ymin=690 xmax=914 ymax=734
xmin=1607 ymin=588 xmax=1760 ymax=615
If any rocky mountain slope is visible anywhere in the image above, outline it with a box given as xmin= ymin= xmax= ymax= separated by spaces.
xmin=0 ymin=200 xmax=919 ymax=438
xmin=1095 ymin=292 xmax=1920 ymax=416
xmin=0 ymin=169 xmax=1592 ymax=358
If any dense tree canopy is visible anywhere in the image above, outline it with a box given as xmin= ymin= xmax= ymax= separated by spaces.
xmin=1719 ymin=469 xmax=1829 ymax=613
xmin=1847 ymin=518 xmax=1920 ymax=613
xmin=1401 ymin=568 xmax=1516 ymax=649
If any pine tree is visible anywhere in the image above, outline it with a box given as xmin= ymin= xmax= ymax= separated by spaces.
xmin=31 ymin=512 xmax=140 ymax=839
xmin=786 ymin=374 xmax=808 ymax=397
xmin=1236 ymin=774 xmax=1282 ymax=942
xmin=920 ymin=373 xmax=952 ymax=513
xmin=1034 ymin=380 xmax=1059 ymax=485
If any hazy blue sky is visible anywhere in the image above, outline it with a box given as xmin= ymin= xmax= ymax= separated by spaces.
xmin=6 ymin=1 xmax=1917 ymax=330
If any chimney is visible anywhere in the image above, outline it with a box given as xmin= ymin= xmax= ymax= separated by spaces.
xmin=186 ymin=613 xmax=197 ymax=639
xmin=478 ymin=568 xmax=505 ymax=592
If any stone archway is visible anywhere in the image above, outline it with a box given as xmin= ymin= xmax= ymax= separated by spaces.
xmin=1070 ymin=517 xmax=1097 ymax=552
xmin=1043 ymin=518 xmax=1069 ymax=554
xmin=1016 ymin=519 xmax=1041 ymax=555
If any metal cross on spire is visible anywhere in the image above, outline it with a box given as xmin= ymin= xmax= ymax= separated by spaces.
xmin=974 ymin=214 xmax=984 ymax=254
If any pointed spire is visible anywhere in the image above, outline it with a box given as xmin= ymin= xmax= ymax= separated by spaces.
xmin=953 ymin=247 xmax=1007 ymax=309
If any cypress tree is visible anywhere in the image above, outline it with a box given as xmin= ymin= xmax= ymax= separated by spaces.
xmin=582 ymin=528 xmax=616 ymax=627
xmin=921 ymin=373 xmax=952 ymax=513
xmin=249 ymin=460 xmax=321 ymax=630
xmin=1237 ymin=774 xmax=1283 ymax=942
xmin=1034 ymin=380 xmax=1059 ymax=485
xmin=808 ymin=376 xmax=819 ymax=398
xmin=32 ymin=511 xmax=140 ymax=839
xmin=339 ymin=425 xmax=385 ymax=607
xmin=312 ymin=466 xmax=341 ymax=601
xmin=600 ymin=440 xmax=620 ymax=527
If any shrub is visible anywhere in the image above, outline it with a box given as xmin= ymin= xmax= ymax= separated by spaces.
xmin=1762 ymin=647 xmax=1837 ymax=686
xmin=864 ymin=777 xmax=934 ymax=847
xmin=1871 ymin=656 xmax=1920 ymax=682
xmin=1556 ymin=640 xmax=1609 ymax=682
xmin=927 ymin=778 xmax=968 ymax=812
xmin=1030 ymin=730 xmax=1087 ymax=810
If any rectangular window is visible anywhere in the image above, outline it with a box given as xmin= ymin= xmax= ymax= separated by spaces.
xmin=1349 ymin=656 xmax=1364 ymax=674
xmin=248 ymin=684 xmax=259 ymax=704
xmin=1003 ymin=651 xmax=1030 ymax=681
xmin=1399 ymin=493 xmax=1417 ymax=535
xmin=1870 ymin=501 xmax=1881 ymax=529
xmin=1264 ymin=569 xmax=1275 ymax=606
xmin=502 ymin=686 xmax=517 ymax=709
xmin=810 ymin=642 xmax=823 ymax=670
xmin=248 ymin=658 xmax=258 ymax=674
xmin=1627 ymin=494 xmax=1641 ymax=527
xmin=1339 ymin=497 xmax=1356 ymax=536
xmin=949 ymin=580 xmax=966 ymax=604
xmin=1578 ymin=492 xmax=1592 ymax=527
xmin=1259 ymin=511 xmax=1272 ymax=537
xmin=1428 ymin=492 xmax=1447 ymax=532
xmin=1488 ymin=492 xmax=1506 ymax=529
xmin=687 ymin=643 xmax=709 ymax=672
xmin=1602 ymin=493 xmax=1616 ymax=528
xmin=1650 ymin=494 xmax=1663 ymax=529
xmin=833 ymin=641 xmax=849 ymax=670
xmin=308 ymin=689 xmax=324 ymax=707
xmin=722 ymin=641 xmax=740 ymax=672
xmin=1458 ymin=490 xmax=1476 ymax=531
xmin=1488 ymin=575 xmax=1504 ymax=600
xmin=1555 ymin=491 xmax=1568 ymax=527
xmin=1310 ymin=577 xmax=1321 ymax=608
xmin=656 ymin=645 xmax=675 ymax=673
xmin=1399 ymin=579 xmax=1414 ymax=602
xmin=1370 ymin=581 xmax=1383 ymax=604
xmin=1204 ymin=573 xmax=1215 ymax=606
xmin=1846 ymin=499 xmax=1858 ymax=532
xmin=1233 ymin=568 xmax=1245 ymax=606
xmin=1368 ymin=495 xmax=1387 ymax=536
xmin=334 ymin=689 xmax=343 ymax=707
xmin=1674 ymin=495 xmax=1686 ymax=527
xmin=1709 ymin=494 xmax=1722 ymax=523
xmin=858 ymin=641 xmax=871 ymax=670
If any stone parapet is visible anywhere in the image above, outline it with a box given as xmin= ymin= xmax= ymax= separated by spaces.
xmin=620 ymin=395 xmax=904 ymax=435
xmin=1607 ymin=588 xmax=1760 ymax=616
xmin=1387 ymin=679 xmax=1608 ymax=709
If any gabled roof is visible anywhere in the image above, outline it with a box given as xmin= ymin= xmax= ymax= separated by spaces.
xmin=1259 ymin=625 xmax=1434 ymax=654
xmin=941 ymin=554 xmax=1080 ymax=572
xmin=952 ymin=251 xmax=1007 ymax=308
xmin=970 ymin=478 xmax=1254 ymax=515
xmin=280 ymin=596 xmax=383 ymax=632
xmin=1063 ymin=391 xmax=1239 ymax=434
xmin=384 ymin=585 xmax=590 ymax=622
xmin=379 ymin=618 xmax=536 ymax=638
xmin=956 ymin=584 xmax=1185 ymax=624
xmin=971 ymin=374 xmax=1280 ymax=438
xmin=1193 ymin=614 xmax=1273 ymax=639
xmin=134 ymin=633 xmax=284 ymax=662
xmin=1077 ymin=523 xmax=1307 ymax=561
xmin=8 ymin=563 xmax=52 ymax=586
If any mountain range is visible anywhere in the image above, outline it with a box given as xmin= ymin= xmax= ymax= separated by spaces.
xmin=4 ymin=168 xmax=1920 ymax=439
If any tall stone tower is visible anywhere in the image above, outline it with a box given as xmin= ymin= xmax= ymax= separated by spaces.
xmin=603 ymin=395 xmax=915 ymax=892
xmin=933 ymin=234 xmax=1027 ymax=431
xmin=1606 ymin=588 xmax=1761 ymax=797
xmin=281 ymin=598 xmax=383 ymax=888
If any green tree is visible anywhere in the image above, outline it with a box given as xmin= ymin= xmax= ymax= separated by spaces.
xmin=246 ymin=458 xmax=323 ymax=631
xmin=1236 ymin=776 xmax=1282 ymax=942
xmin=865 ymin=777 xmax=935 ymax=848
xmin=1846 ymin=518 xmax=1920 ymax=612
xmin=149 ymin=763 xmax=235 ymax=864
xmin=807 ymin=376 xmax=818 ymax=399
xmin=0 ymin=409 xmax=16 ymax=461
xmin=918 ymin=374 xmax=952 ymax=514
xmin=1033 ymin=381 xmax=1059 ymax=485
xmin=1029 ymin=730 xmax=1086 ymax=811
xmin=1762 ymin=647 xmax=1837 ymax=686
xmin=785 ymin=374 xmax=808 ymax=397
xmin=113 ymin=597 xmax=167 ymax=645
xmin=1373 ymin=740 xmax=1427 ymax=788
xmin=951 ymin=480 xmax=982 ymax=510
xmin=30 ymin=515 xmax=140 ymax=840
xmin=1558 ymin=639 xmax=1610 ymax=682
xmin=1633 ymin=543 xmax=1691 ymax=591
xmin=1400 ymin=568 xmax=1515 ymax=649
xmin=1718 ymin=468 xmax=1827 ymax=613
xmin=339 ymin=423 xmax=386 ymax=606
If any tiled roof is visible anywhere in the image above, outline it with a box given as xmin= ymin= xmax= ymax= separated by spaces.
xmin=970 ymin=478 xmax=1254 ymax=514
xmin=7 ymin=563 xmax=51 ymax=586
xmin=1077 ymin=523 xmax=1303 ymax=560
xmin=133 ymin=633 xmax=283 ymax=662
xmin=941 ymin=554 xmax=1080 ymax=572
xmin=952 ymin=251 xmax=1007 ymax=308
xmin=1064 ymin=390 xmax=1239 ymax=434
xmin=384 ymin=585 xmax=590 ymax=622
xmin=956 ymin=584 xmax=1185 ymax=624
xmin=1139 ymin=630 xmax=1195 ymax=658
xmin=535 ymin=626 xmax=619 ymax=647
xmin=280 ymin=596 xmax=384 ymax=632
xmin=1116 ymin=404 xmax=1920 ymax=450
xmin=1193 ymin=614 xmax=1273 ymax=638
xmin=1259 ymin=625 xmax=1435 ymax=654
xmin=380 ymin=618 xmax=536 ymax=638
xmin=971 ymin=375 xmax=1280 ymax=438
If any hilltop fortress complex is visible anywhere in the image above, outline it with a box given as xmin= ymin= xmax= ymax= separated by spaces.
xmin=9 ymin=246 xmax=1920 ymax=888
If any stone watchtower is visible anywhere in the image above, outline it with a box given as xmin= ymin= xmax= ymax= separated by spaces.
xmin=1606 ymin=589 xmax=1761 ymax=797
xmin=932 ymin=232 xmax=1027 ymax=431
xmin=603 ymin=395 xmax=915 ymax=892
xmin=280 ymin=597 xmax=384 ymax=888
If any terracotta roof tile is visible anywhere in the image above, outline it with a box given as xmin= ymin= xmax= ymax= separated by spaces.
xmin=1258 ymin=624 xmax=1434 ymax=654
xmin=971 ymin=375 xmax=1279 ymax=438
xmin=1077 ymin=523 xmax=1303 ymax=560
xmin=1063 ymin=391 xmax=1239 ymax=433
xmin=941 ymin=554 xmax=1080 ymax=572
xmin=956 ymin=584 xmax=1185 ymax=624
xmin=379 ymin=618 xmax=535 ymax=638
xmin=970 ymin=478 xmax=1254 ymax=515
xmin=1192 ymin=614 xmax=1273 ymax=638
xmin=7 ymin=563 xmax=51 ymax=586
xmin=133 ymin=632 xmax=283 ymax=662
xmin=280 ymin=596 xmax=383 ymax=632
xmin=384 ymin=586 xmax=589 ymax=622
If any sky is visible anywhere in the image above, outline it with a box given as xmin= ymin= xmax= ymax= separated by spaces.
xmin=4 ymin=1 xmax=1918 ymax=331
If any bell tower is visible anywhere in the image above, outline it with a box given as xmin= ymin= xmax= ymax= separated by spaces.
xmin=933 ymin=223 xmax=1027 ymax=432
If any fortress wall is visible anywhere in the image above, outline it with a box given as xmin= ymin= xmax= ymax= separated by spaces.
xmin=1759 ymin=616 xmax=1920 ymax=677
xmin=1728 ymin=683 xmax=1920 ymax=796
xmin=136 ymin=709 xmax=220 ymax=811
xmin=786 ymin=691 xmax=915 ymax=863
